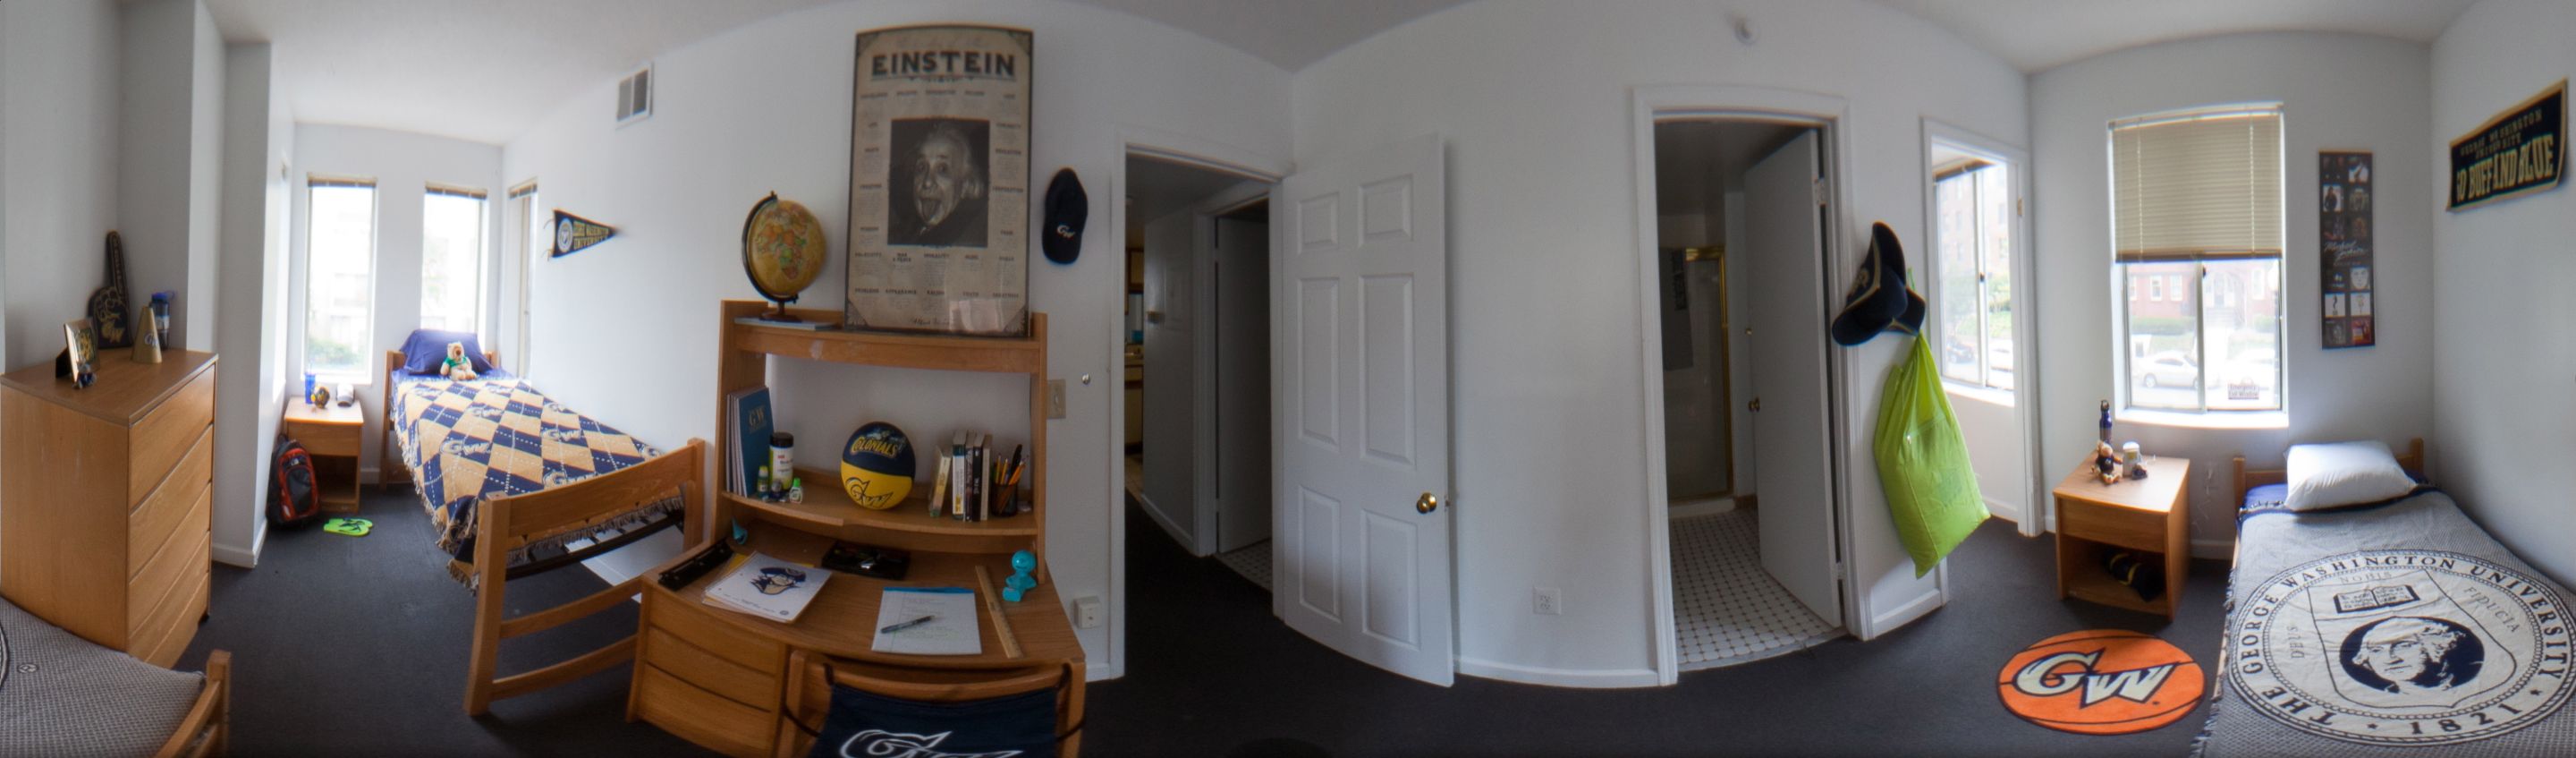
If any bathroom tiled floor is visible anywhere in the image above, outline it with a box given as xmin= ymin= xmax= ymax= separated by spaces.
xmin=1671 ymin=509 xmax=1838 ymax=669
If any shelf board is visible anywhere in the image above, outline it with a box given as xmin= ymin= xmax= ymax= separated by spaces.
xmin=724 ymin=467 xmax=1038 ymax=540
xmin=726 ymin=307 xmax=1043 ymax=374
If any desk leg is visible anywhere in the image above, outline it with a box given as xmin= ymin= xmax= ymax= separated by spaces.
xmin=2164 ymin=493 xmax=2189 ymax=619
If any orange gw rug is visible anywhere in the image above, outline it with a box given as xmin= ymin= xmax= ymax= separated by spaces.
xmin=1998 ymin=629 xmax=2207 ymax=735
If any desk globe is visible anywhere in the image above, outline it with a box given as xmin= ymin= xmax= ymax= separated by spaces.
xmin=741 ymin=192 xmax=828 ymax=320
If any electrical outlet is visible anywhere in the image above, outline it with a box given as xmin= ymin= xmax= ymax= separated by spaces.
xmin=1046 ymin=379 xmax=1066 ymax=419
xmin=1533 ymin=587 xmax=1563 ymax=616
xmin=1072 ymin=595 xmax=1103 ymax=628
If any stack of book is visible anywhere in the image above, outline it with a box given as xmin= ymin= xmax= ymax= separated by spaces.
xmin=702 ymin=552 xmax=828 ymax=624
xmin=724 ymin=387 xmax=774 ymax=497
xmin=927 ymin=431 xmax=1028 ymax=522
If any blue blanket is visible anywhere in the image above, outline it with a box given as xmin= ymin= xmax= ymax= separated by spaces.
xmin=390 ymin=377 xmax=674 ymax=585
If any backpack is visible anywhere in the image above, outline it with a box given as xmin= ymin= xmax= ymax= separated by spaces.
xmin=270 ymin=435 xmax=320 ymax=528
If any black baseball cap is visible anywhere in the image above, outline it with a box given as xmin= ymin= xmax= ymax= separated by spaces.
xmin=1829 ymin=222 xmax=1926 ymax=346
xmin=1042 ymin=168 xmax=1087 ymax=264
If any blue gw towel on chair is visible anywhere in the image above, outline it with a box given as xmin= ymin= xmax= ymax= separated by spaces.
xmin=809 ymin=685 xmax=1056 ymax=758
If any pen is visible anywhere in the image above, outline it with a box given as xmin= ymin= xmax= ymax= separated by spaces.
xmin=879 ymin=614 xmax=936 ymax=634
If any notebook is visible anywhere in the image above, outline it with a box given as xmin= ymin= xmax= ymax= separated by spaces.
xmin=870 ymin=587 xmax=982 ymax=656
xmin=702 ymin=552 xmax=827 ymax=624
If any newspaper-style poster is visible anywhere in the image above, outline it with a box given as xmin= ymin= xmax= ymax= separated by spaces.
xmin=845 ymin=26 xmax=1032 ymax=336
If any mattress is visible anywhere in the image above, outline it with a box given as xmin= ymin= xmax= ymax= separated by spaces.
xmin=0 ymin=600 xmax=202 ymax=757
xmin=2197 ymin=490 xmax=2576 ymax=756
xmin=390 ymin=376 xmax=678 ymax=585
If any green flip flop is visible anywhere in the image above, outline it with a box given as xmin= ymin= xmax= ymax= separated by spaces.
xmin=323 ymin=517 xmax=373 ymax=537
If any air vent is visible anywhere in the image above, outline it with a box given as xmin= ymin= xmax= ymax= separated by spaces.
xmin=615 ymin=64 xmax=652 ymax=126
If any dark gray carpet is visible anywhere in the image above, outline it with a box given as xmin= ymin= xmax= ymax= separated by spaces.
xmin=174 ymin=489 xmax=706 ymax=756
xmin=1089 ymin=503 xmax=2226 ymax=757
xmin=174 ymin=487 xmax=2225 ymax=756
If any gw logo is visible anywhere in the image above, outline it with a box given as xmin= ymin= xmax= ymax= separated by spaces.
xmin=2013 ymin=650 xmax=2182 ymax=707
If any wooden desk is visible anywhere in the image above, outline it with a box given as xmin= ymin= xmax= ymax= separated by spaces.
xmin=281 ymin=400 xmax=364 ymax=512
xmin=631 ymin=521 xmax=1084 ymax=757
xmin=2053 ymin=456 xmax=2189 ymax=618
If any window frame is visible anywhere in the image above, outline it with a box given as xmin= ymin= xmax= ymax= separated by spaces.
xmin=302 ymin=175 xmax=381 ymax=384
xmin=1929 ymin=158 xmax=2015 ymax=393
xmin=419 ymin=183 xmax=491 ymax=339
xmin=2109 ymin=103 xmax=2287 ymax=419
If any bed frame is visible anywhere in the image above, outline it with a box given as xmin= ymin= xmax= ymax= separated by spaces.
xmin=377 ymin=351 xmax=712 ymax=715
xmin=2231 ymin=437 xmax=2426 ymax=507
xmin=150 ymin=650 xmax=231 ymax=757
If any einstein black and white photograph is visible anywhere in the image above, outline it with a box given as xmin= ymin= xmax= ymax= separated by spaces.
xmin=887 ymin=117 xmax=991 ymax=248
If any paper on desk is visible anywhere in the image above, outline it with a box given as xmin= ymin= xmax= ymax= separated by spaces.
xmin=871 ymin=586 xmax=982 ymax=655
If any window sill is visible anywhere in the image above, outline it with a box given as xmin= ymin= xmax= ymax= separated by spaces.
xmin=307 ymin=373 xmax=375 ymax=388
xmin=1943 ymin=382 xmax=2015 ymax=408
xmin=2115 ymin=407 xmax=2287 ymax=430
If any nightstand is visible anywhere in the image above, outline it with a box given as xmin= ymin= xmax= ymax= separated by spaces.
xmin=282 ymin=400 xmax=364 ymax=512
xmin=2053 ymin=456 xmax=2189 ymax=618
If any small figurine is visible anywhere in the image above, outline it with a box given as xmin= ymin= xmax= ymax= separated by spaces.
xmin=1002 ymin=549 xmax=1038 ymax=602
xmin=441 ymin=341 xmax=479 ymax=380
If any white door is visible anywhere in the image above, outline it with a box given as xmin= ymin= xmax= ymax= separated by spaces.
xmin=1746 ymin=130 xmax=1843 ymax=627
xmin=1273 ymin=134 xmax=1452 ymax=686
xmin=1140 ymin=210 xmax=1199 ymax=547
xmin=1213 ymin=215 xmax=1274 ymax=553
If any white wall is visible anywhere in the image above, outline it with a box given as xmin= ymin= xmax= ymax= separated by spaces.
xmin=212 ymin=43 xmax=292 ymax=566
xmin=4 ymin=0 xmax=123 ymax=369
xmin=501 ymin=0 xmax=1292 ymax=679
xmin=2429 ymin=0 xmax=2576 ymax=583
xmin=1292 ymin=0 xmax=2026 ymax=684
xmin=118 ymin=0 xmax=222 ymax=352
xmin=2030 ymin=32 xmax=2436 ymax=556
xmin=287 ymin=124 xmax=504 ymax=480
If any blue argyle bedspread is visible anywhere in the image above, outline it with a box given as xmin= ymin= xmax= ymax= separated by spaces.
xmin=390 ymin=376 xmax=675 ymax=585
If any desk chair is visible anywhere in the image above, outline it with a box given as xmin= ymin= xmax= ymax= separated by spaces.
xmin=775 ymin=652 xmax=1084 ymax=757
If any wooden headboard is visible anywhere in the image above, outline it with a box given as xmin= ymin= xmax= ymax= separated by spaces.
xmin=2230 ymin=437 xmax=2425 ymax=507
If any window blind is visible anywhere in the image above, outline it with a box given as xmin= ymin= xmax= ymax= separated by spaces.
xmin=505 ymin=181 xmax=538 ymax=200
xmin=427 ymin=183 xmax=488 ymax=200
xmin=308 ymin=175 xmax=376 ymax=189
xmin=2112 ymin=106 xmax=2283 ymax=262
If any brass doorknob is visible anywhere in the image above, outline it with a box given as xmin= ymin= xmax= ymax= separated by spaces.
xmin=1415 ymin=492 xmax=1439 ymax=515
xmin=1748 ymin=398 xmax=1762 ymax=412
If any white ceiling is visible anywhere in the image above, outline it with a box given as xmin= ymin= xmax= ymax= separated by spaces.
xmin=207 ymin=0 xmax=2487 ymax=147
xmin=1874 ymin=0 xmax=2481 ymax=73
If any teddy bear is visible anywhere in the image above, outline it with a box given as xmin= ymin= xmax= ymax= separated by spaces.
xmin=441 ymin=341 xmax=479 ymax=381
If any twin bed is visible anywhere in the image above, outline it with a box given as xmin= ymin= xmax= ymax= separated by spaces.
xmin=379 ymin=342 xmax=707 ymax=715
xmin=2199 ymin=440 xmax=2575 ymax=755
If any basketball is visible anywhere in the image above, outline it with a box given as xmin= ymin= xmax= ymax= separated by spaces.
xmin=1996 ymin=629 xmax=2205 ymax=736
xmin=840 ymin=422 xmax=914 ymax=510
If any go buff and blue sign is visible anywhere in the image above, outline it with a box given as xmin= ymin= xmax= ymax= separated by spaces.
xmin=2450 ymin=81 xmax=2564 ymax=211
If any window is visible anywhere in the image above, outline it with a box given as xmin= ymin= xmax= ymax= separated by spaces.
xmin=1932 ymin=157 xmax=2014 ymax=390
xmin=421 ymin=184 xmax=488 ymax=336
xmin=2112 ymin=105 xmax=2284 ymax=413
xmin=304 ymin=177 xmax=377 ymax=379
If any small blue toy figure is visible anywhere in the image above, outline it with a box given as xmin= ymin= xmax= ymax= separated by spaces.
xmin=1003 ymin=549 xmax=1038 ymax=602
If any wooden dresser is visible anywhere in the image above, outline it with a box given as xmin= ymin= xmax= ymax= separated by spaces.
xmin=1 ymin=351 xmax=216 ymax=667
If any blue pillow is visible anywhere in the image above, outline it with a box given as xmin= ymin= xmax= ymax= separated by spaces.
xmin=399 ymin=330 xmax=494 ymax=376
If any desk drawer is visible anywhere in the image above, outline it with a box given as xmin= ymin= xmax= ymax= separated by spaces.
xmin=636 ymin=663 xmax=772 ymax=758
xmin=643 ymin=626 xmax=778 ymax=708
xmin=2060 ymin=498 xmax=2167 ymax=552
xmin=130 ymin=428 xmax=212 ymax=576
xmin=129 ymin=369 xmax=215 ymax=505
xmin=647 ymin=591 xmax=785 ymax=677
xmin=292 ymin=418 xmax=362 ymax=457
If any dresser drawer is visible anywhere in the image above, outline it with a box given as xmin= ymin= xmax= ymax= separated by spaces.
xmin=128 ymin=368 xmax=215 ymax=505
xmin=2059 ymin=497 xmax=2169 ymax=553
xmin=128 ymin=489 xmax=209 ymax=636
xmin=643 ymin=626 xmax=779 ymax=708
xmin=636 ymin=663 xmax=773 ymax=758
xmin=130 ymin=566 xmax=207 ymax=669
xmin=129 ymin=427 xmax=212 ymax=577
xmin=647 ymin=591 xmax=786 ymax=677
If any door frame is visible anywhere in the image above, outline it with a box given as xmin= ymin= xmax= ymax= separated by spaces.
xmin=1106 ymin=125 xmax=1287 ymax=683
xmin=1630 ymin=85 xmax=1889 ymax=686
xmin=1918 ymin=119 xmax=2045 ymax=538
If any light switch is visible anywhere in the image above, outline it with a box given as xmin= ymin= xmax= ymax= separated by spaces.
xmin=1046 ymin=379 xmax=1066 ymax=419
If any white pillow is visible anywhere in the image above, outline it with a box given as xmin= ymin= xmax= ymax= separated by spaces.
xmin=2285 ymin=440 xmax=2416 ymax=511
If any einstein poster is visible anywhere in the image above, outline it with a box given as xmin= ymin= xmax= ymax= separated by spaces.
xmin=845 ymin=25 xmax=1032 ymax=336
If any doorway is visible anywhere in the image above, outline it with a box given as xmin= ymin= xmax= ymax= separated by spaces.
xmin=1921 ymin=121 xmax=2040 ymax=537
xmin=1649 ymin=119 xmax=1848 ymax=671
xmin=1123 ymin=154 xmax=1275 ymax=577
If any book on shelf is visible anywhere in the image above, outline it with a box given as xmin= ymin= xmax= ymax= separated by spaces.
xmin=724 ymin=387 xmax=774 ymax=497
xmin=701 ymin=552 xmax=827 ymax=624
xmin=928 ymin=453 xmax=952 ymax=519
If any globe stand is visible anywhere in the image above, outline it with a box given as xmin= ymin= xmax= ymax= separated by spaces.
xmin=757 ymin=297 xmax=803 ymax=323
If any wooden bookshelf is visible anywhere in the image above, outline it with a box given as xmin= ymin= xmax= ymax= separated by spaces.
xmin=712 ymin=301 xmax=1049 ymax=575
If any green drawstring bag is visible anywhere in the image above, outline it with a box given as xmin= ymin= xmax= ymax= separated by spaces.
xmin=1874 ymin=332 xmax=1988 ymax=576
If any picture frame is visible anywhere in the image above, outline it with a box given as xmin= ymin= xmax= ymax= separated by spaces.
xmin=843 ymin=24 xmax=1034 ymax=336
xmin=61 ymin=318 xmax=97 ymax=388
xmin=2321 ymin=151 xmax=2376 ymax=349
